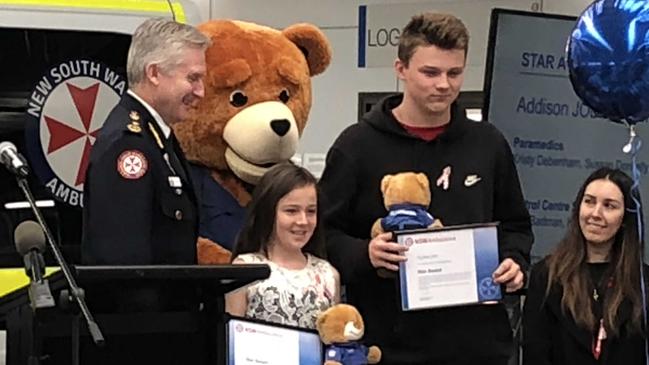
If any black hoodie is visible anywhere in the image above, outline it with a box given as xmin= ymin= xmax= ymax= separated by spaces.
xmin=319 ymin=94 xmax=533 ymax=363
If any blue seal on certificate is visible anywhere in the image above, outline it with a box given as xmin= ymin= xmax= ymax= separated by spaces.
xmin=478 ymin=277 xmax=500 ymax=300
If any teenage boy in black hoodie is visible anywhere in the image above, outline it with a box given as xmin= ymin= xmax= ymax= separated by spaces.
xmin=319 ymin=12 xmax=533 ymax=365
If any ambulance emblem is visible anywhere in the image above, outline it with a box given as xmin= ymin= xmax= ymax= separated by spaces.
xmin=24 ymin=59 xmax=126 ymax=207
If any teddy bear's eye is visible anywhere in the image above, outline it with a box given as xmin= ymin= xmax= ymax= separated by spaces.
xmin=279 ymin=89 xmax=290 ymax=103
xmin=229 ymin=90 xmax=248 ymax=107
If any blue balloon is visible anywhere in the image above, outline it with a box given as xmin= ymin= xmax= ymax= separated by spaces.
xmin=568 ymin=0 xmax=649 ymax=124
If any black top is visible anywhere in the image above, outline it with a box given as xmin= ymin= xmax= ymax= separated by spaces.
xmin=589 ymin=262 xmax=610 ymax=322
xmin=589 ymin=262 xmax=610 ymax=286
xmin=319 ymin=94 xmax=533 ymax=363
xmin=82 ymin=93 xmax=198 ymax=265
xmin=523 ymin=259 xmax=647 ymax=365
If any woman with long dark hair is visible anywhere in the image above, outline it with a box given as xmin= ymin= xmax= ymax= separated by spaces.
xmin=523 ymin=167 xmax=647 ymax=364
xmin=225 ymin=163 xmax=340 ymax=329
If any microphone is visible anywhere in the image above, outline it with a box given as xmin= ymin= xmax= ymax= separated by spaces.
xmin=14 ymin=220 xmax=55 ymax=309
xmin=12 ymin=172 xmax=104 ymax=344
xmin=0 ymin=141 xmax=29 ymax=177
xmin=15 ymin=220 xmax=46 ymax=281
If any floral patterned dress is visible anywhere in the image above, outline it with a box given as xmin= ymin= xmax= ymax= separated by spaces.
xmin=235 ymin=253 xmax=337 ymax=329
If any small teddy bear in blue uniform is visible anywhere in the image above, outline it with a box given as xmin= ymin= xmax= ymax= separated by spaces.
xmin=316 ymin=304 xmax=381 ymax=365
xmin=371 ymin=172 xmax=442 ymax=239
xmin=370 ymin=172 xmax=442 ymax=278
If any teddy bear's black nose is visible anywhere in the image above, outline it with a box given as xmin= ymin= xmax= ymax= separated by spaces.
xmin=270 ymin=119 xmax=291 ymax=137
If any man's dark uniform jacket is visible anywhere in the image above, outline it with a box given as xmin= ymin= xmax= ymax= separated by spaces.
xmin=82 ymin=93 xmax=199 ymax=312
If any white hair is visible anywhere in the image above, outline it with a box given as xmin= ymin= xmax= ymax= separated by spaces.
xmin=127 ymin=18 xmax=211 ymax=86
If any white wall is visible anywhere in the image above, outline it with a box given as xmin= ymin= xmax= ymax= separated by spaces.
xmin=206 ymin=0 xmax=593 ymax=174
xmin=183 ymin=0 xmax=211 ymax=24
xmin=542 ymin=0 xmax=593 ymax=16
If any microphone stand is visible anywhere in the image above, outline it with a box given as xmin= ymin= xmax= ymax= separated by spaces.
xmin=15 ymin=176 xmax=104 ymax=356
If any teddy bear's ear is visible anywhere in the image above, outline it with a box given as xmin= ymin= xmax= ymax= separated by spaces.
xmin=415 ymin=173 xmax=430 ymax=190
xmin=282 ymin=23 xmax=332 ymax=76
xmin=380 ymin=174 xmax=393 ymax=194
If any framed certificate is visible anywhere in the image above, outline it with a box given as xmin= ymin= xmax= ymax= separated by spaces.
xmin=226 ymin=316 xmax=323 ymax=365
xmin=396 ymin=222 xmax=501 ymax=311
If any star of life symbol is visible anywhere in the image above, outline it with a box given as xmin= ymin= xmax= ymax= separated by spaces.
xmin=117 ymin=150 xmax=148 ymax=179
xmin=25 ymin=59 xmax=125 ymax=207
xmin=478 ymin=277 xmax=499 ymax=300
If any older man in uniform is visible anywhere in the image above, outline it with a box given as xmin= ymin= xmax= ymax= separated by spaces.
xmin=78 ymin=18 xmax=210 ymax=365
xmin=82 ymin=18 xmax=209 ymax=266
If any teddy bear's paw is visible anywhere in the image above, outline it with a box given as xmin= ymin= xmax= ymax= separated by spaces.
xmin=431 ymin=219 xmax=443 ymax=228
xmin=370 ymin=219 xmax=384 ymax=238
xmin=367 ymin=346 xmax=382 ymax=364
xmin=197 ymin=237 xmax=232 ymax=264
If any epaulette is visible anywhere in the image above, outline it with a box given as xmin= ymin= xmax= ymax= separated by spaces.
xmin=126 ymin=110 xmax=142 ymax=134
xmin=148 ymin=122 xmax=164 ymax=150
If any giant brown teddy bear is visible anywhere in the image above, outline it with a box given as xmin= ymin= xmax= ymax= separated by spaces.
xmin=174 ymin=20 xmax=332 ymax=264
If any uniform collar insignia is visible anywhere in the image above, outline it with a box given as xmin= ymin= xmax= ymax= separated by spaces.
xmin=127 ymin=110 xmax=142 ymax=133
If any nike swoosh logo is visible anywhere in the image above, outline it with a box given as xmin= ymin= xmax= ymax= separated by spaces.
xmin=464 ymin=175 xmax=481 ymax=187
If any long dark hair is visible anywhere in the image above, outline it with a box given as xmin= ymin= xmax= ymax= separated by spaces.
xmin=545 ymin=167 xmax=644 ymax=337
xmin=231 ymin=162 xmax=326 ymax=261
